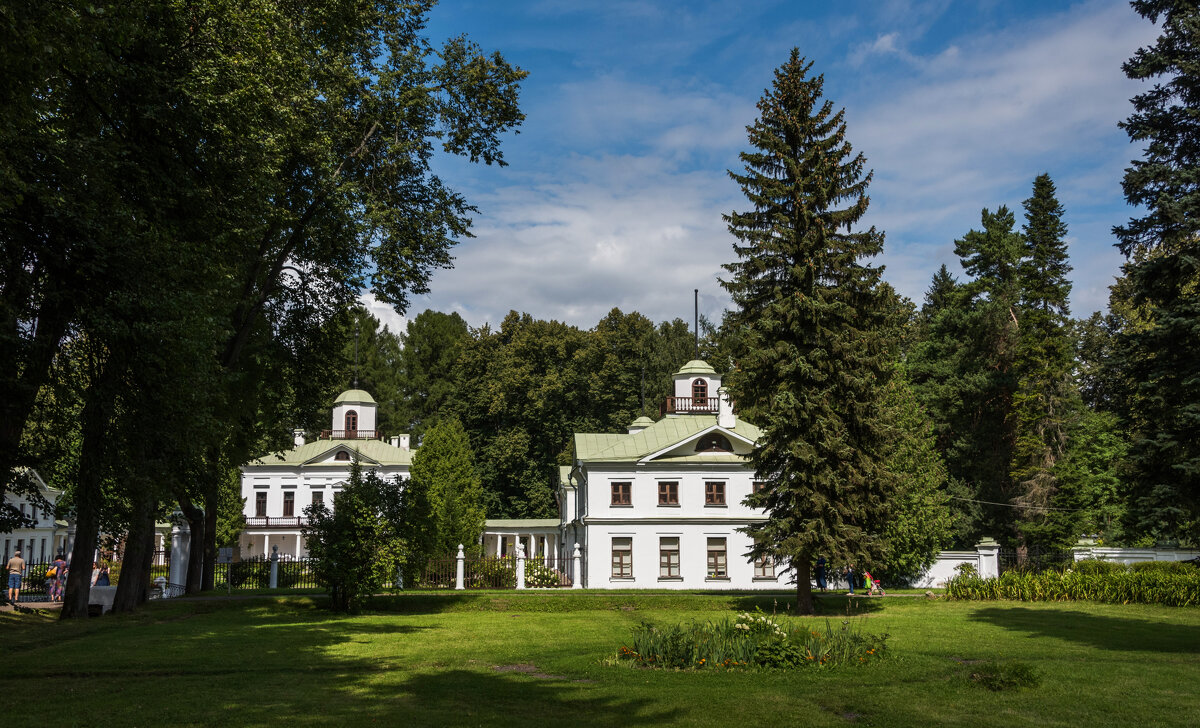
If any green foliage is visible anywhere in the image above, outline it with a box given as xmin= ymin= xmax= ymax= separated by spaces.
xmin=330 ymin=307 xmax=405 ymax=435
xmin=1129 ymin=560 xmax=1195 ymax=575
xmin=395 ymin=310 xmax=471 ymax=438
xmin=523 ymin=558 xmax=567 ymax=588
xmin=876 ymin=369 xmax=960 ymax=582
xmin=1072 ymin=559 xmax=1126 ymax=575
xmin=967 ymin=660 xmax=1041 ymax=691
xmin=617 ymin=609 xmax=888 ymax=670
xmin=945 ymin=568 xmax=1200 ymax=606
xmin=1113 ymin=1 xmax=1200 ymax=545
xmin=448 ymin=308 xmax=700 ymax=517
xmin=302 ymin=461 xmax=406 ymax=612
xmin=720 ymin=51 xmax=899 ymax=613
xmin=954 ymin=562 xmax=978 ymax=578
xmin=408 ymin=418 xmax=486 ymax=562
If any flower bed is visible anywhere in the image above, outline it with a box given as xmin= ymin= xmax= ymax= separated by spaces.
xmin=616 ymin=608 xmax=888 ymax=670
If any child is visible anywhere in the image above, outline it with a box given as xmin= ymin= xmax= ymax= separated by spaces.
xmin=863 ymin=569 xmax=885 ymax=597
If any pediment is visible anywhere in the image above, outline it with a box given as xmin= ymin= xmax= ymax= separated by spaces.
xmin=639 ymin=424 xmax=754 ymax=463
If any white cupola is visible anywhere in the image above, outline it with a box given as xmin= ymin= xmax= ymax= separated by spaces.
xmin=665 ymin=360 xmax=723 ymax=415
xmin=331 ymin=389 xmax=377 ymax=438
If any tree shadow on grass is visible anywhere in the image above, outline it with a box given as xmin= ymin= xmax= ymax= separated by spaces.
xmin=967 ymin=606 xmax=1200 ymax=654
xmin=395 ymin=669 xmax=683 ymax=727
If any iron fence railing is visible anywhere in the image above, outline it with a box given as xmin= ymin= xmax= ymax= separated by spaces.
xmin=998 ymin=545 xmax=1075 ymax=574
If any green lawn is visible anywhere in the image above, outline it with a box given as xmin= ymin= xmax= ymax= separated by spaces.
xmin=2 ymin=591 xmax=1197 ymax=727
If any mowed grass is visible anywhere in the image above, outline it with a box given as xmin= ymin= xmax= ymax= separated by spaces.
xmin=2 ymin=591 xmax=1197 ymax=727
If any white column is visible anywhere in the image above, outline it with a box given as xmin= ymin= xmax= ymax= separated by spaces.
xmin=455 ymin=544 xmax=465 ymax=590
xmin=977 ymin=538 xmax=1000 ymax=579
xmin=515 ymin=543 xmax=526 ymax=590
xmin=572 ymin=542 xmax=583 ymax=589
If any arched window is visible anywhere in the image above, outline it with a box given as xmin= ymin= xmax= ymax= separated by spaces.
xmin=334 ymin=451 xmax=350 ymax=461
xmin=696 ymin=433 xmax=732 ymax=452
xmin=692 ymin=378 xmax=708 ymax=405
xmin=344 ymin=410 xmax=358 ymax=435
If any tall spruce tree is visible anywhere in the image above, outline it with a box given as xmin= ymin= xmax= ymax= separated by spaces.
xmin=1113 ymin=0 xmax=1200 ymax=544
xmin=1010 ymin=175 xmax=1076 ymax=545
xmin=721 ymin=51 xmax=898 ymax=614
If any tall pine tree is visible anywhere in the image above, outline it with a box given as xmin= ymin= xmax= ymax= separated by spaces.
xmin=1114 ymin=0 xmax=1200 ymax=544
xmin=1010 ymin=174 xmax=1076 ymax=545
xmin=721 ymin=51 xmax=898 ymax=614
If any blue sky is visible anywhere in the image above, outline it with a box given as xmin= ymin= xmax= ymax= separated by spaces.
xmin=363 ymin=0 xmax=1158 ymax=333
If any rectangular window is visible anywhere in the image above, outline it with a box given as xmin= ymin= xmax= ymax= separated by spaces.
xmin=312 ymin=491 xmax=323 ymax=507
xmin=40 ymin=538 xmax=47 ymax=562
xmin=707 ymin=537 xmax=727 ymax=578
xmin=754 ymin=543 xmax=775 ymax=579
xmin=255 ymin=492 xmax=267 ymax=517
xmin=705 ymin=481 xmax=726 ymax=506
xmin=19 ymin=503 xmax=25 ymax=516
xmin=659 ymin=537 xmax=680 ymax=578
xmin=611 ymin=537 xmax=633 ymax=578
xmin=657 ymin=481 xmax=678 ymax=506
xmin=752 ymin=480 xmax=766 ymax=495
xmin=611 ymin=482 xmax=631 ymax=506
xmin=283 ymin=492 xmax=295 ymax=517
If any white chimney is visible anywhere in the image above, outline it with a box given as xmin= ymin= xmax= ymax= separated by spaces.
xmin=398 ymin=434 xmax=410 ymax=451
xmin=293 ymin=429 xmax=306 ymax=447
xmin=390 ymin=436 xmax=400 ymax=448
xmin=717 ymin=387 xmax=736 ymax=429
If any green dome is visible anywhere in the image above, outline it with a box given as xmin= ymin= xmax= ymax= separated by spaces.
xmin=333 ymin=389 xmax=376 ymax=405
xmin=675 ymin=359 xmax=716 ymax=376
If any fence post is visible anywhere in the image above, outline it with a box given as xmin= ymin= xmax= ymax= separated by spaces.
xmin=516 ymin=543 xmax=526 ymax=590
xmin=455 ymin=544 xmax=465 ymax=590
xmin=572 ymin=542 xmax=583 ymax=589
xmin=976 ymin=537 xmax=1000 ymax=579
xmin=269 ymin=544 xmax=279 ymax=589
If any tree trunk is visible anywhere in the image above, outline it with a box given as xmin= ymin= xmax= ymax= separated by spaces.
xmin=60 ymin=358 xmax=116 ymax=620
xmin=111 ymin=498 xmax=156 ymax=613
xmin=202 ymin=475 xmax=219 ymax=592
xmin=794 ymin=555 xmax=814 ymax=615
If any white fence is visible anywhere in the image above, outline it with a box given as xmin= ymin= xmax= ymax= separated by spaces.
xmin=908 ymin=543 xmax=1200 ymax=589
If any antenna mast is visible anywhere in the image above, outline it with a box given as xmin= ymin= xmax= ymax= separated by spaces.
xmin=694 ymin=289 xmax=699 ymax=358
xmin=353 ymin=321 xmax=360 ymax=389
xmin=640 ymin=366 xmax=646 ymax=416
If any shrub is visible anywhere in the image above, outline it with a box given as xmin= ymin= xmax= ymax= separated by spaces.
xmin=616 ymin=608 xmax=888 ymax=670
xmin=1072 ymin=559 xmax=1127 ymax=575
xmin=471 ymin=557 xmax=517 ymax=588
xmin=954 ymin=562 xmax=978 ymax=578
xmin=968 ymin=660 xmax=1041 ymax=691
xmin=523 ymin=558 xmax=565 ymax=588
xmin=946 ymin=569 xmax=1200 ymax=606
xmin=1130 ymin=560 xmax=1193 ymax=575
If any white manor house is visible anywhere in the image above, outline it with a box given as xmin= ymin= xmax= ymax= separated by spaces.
xmin=240 ymin=359 xmax=786 ymax=589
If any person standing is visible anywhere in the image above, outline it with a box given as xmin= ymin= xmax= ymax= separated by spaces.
xmin=844 ymin=562 xmax=855 ymax=595
xmin=6 ymin=549 xmax=26 ymax=605
xmin=50 ymin=553 xmax=68 ymax=602
xmin=815 ymin=556 xmax=827 ymax=592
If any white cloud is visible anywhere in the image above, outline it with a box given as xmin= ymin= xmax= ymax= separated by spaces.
xmin=358 ymin=293 xmax=407 ymax=335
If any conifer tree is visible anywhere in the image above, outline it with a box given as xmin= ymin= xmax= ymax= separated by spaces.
xmin=409 ymin=417 xmax=486 ymax=558
xmin=721 ymin=51 xmax=898 ymax=614
xmin=1113 ymin=0 xmax=1200 ymax=544
xmin=1010 ymin=175 xmax=1076 ymax=544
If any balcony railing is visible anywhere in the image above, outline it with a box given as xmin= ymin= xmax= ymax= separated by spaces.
xmin=661 ymin=396 xmax=720 ymax=415
xmin=319 ymin=429 xmax=380 ymax=440
xmin=245 ymin=516 xmax=307 ymax=529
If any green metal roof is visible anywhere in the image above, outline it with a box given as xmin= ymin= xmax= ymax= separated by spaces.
xmin=559 ymin=465 xmax=573 ymax=486
xmin=250 ymin=438 xmax=414 ymax=467
xmin=333 ymin=389 xmax=376 ymax=405
xmin=574 ymin=415 xmax=761 ymax=462
xmin=675 ymin=359 xmax=717 ymax=376
xmin=484 ymin=518 xmax=560 ymax=528
xmin=629 ymin=415 xmax=655 ymax=429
